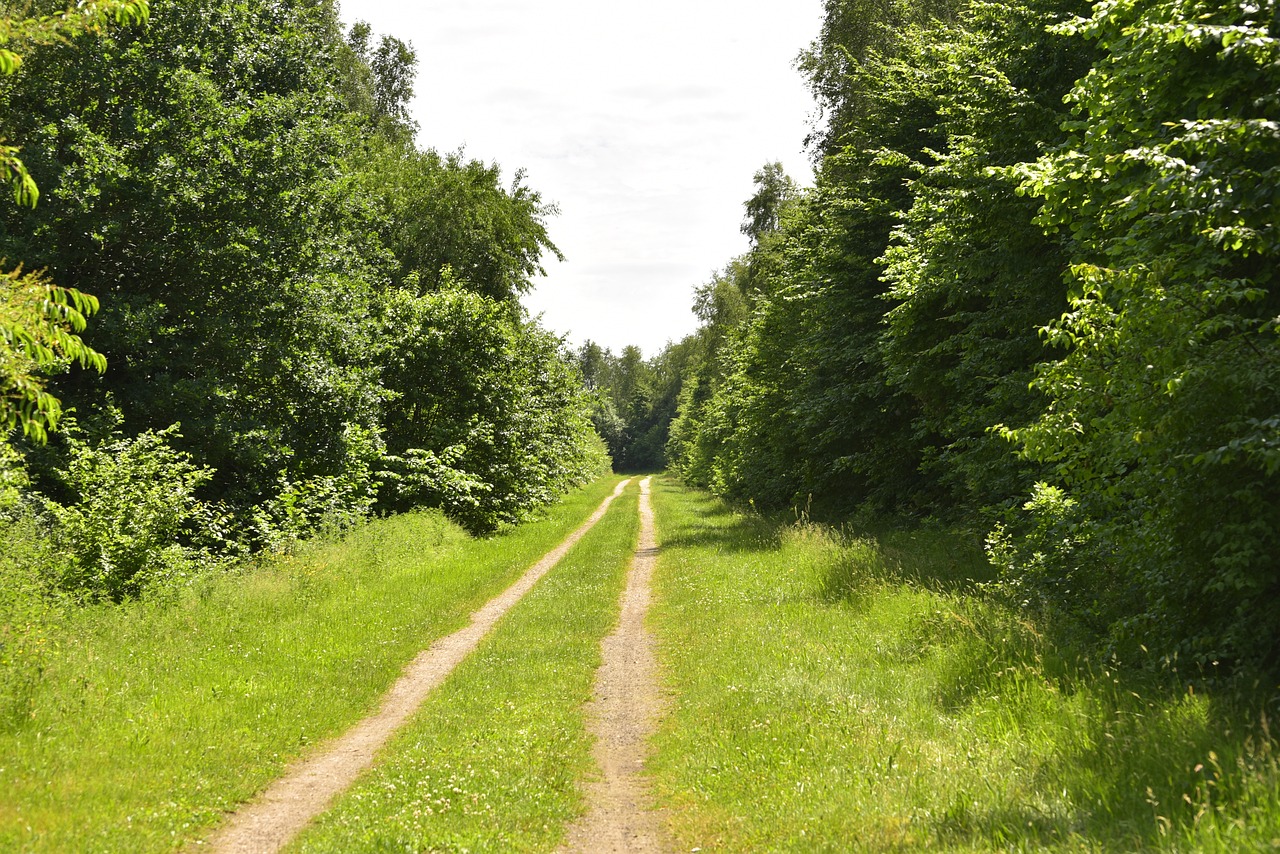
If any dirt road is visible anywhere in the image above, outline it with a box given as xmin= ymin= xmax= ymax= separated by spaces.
xmin=560 ymin=475 xmax=668 ymax=853
xmin=205 ymin=478 xmax=633 ymax=853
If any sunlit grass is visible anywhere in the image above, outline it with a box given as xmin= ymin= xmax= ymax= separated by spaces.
xmin=0 ymin=475 xmax=627 ymax=852
xmin=648 ymin=478 xmax=1280 ymax=851
xmin=292 ymin=483 xmax=641 ymax=851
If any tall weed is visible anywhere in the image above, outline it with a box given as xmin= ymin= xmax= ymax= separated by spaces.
xmin=0 ymin=510 xmax=67 ymax=729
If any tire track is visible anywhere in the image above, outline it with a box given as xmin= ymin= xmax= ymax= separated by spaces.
xmin=560 ymin=475 xmax=668 ymax=853
xmin=205 ymin=478 xmax=634 ymax=853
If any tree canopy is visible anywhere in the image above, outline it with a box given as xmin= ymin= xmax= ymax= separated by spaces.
xmin=0 ymin=0 xmax=608 ymax=599
xmin=664 ymin=0 xmax=1280 ymax=675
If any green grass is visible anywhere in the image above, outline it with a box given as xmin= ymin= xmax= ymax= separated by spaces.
xmin=291 ymin=481 xmax=641 ymax=851
xmin=0 ymin=475 xmax=627 ymax=852
xmin=648 ymin=477 xmax=1280 ymax=852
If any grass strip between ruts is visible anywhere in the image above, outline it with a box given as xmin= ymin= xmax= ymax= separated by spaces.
xmin=0 ymin=475 xmax=628 ymax=853
xmin=290 ymin=481 xmax=641 ymax=852
xmin=646 ymin=477 xmax=1280 ymax=852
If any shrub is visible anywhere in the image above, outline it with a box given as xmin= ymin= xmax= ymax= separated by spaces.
xmin=0 ymin=440 xmax=26 ymax=511
xmin=45 ymin=425 xmax=224 ymax=600
xmin=250 ymin=422 xmax=383 ymax=552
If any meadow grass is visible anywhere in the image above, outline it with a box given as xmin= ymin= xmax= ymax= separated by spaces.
xmin=291 ymin=482 xmax=641 ymax=851
xmin=0 ymin=475 xmax=627 ymax=852
xmin=648 ymin=477 xmax=1280 ymax=852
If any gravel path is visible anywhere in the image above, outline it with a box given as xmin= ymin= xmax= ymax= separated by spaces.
xmin=559 ymin=476 xmax=669 ymax=853
xmin=204 ymin=478 xmax=633 ymax=853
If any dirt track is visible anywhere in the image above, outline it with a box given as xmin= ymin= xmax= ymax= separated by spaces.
xmin=560 ymin=476 xmax=668 ymax=853
xmin=204 ymin=478 xmax=633 ymax=853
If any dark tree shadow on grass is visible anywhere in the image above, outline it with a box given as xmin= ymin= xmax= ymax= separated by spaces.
xmin=652 ymin=477 xmax=783 ymax=556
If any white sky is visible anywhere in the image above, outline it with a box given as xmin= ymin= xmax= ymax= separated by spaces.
xmin=339 ymin=1 xmax=823 ymax=357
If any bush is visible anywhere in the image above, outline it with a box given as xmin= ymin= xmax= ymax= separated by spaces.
xmin=376 ymin=444 xmax=491 ymax=522
xmin=250 ymin=422 xmax=383 ymax=552
xmin=0 ymin=440 xmax=27 ymax=511
xmin=1004 ymin=0 xmax=1280 ymax=673
xmin=45 ymin=425 xmax=225 ymax=600
xmin=377 ymin=284 xmax=615 ymax=532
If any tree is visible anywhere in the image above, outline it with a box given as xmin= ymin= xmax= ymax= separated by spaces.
xmin=362 ymin=144 xmax=563 ymax=303
xmin=741 ymin=162 xmax=797 ymax=247
xmin=0 ymin=0 xmax=389 ymax=522
xmin=345 ymin=21 xmax=416 ymax=135
xmin=0 ymin=0 xmax=147 ymax=443
xmin=378 ymin=279 xmax=608 ymax=532
xmin=697 ymin=46 xmax=947 ymax=516
xmin=666 ymin=260 xmax=751 ymax=486
xmin=0 ymin=0 xmax=149 ymax=205
xmin=1006 ymin=0 xmax=1280 ymax=669
xmin=877 ymin=0 xmax=1092 ymax=508
xmin=0 ymin=0 xmax=612 ymax=597
xmin=797 ymin=0 xmax=959 ymax=155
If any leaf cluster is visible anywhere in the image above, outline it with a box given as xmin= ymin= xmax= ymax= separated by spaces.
xmin=0 ymin=265 xmax=104 ymax=442
xmin=667 ymin=0 xmax=1280 ymax=673
xmin=0 ymin=0 xmax=606 ymax=596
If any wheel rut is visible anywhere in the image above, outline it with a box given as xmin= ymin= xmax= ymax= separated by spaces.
xmin=560 ymin=475 xmax=669 ymax=853
xmin=204 ymin=478 xmax=633 ymax=854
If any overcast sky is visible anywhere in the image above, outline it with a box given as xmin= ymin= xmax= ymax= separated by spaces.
xmin=340 ymin=1 xmax=824 ymax=357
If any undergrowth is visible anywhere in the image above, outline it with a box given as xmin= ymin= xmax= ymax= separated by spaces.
xmin=649 ymin=478 xmax=1280 ymax=851
xmin=0 ymin=475 xmax=626 ymax=852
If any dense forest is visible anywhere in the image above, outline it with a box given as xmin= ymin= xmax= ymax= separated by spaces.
xmin=0 ymin=0 xmax=608 ymax=607
xmin=3 ymin=0 xmax=1278 ymax=685
xmin=594 ymin=0 xmax=1279 ymax=676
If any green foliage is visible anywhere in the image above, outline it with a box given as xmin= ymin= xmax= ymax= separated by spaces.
xmin=44 ymin=424 xmax=225 ymax=601
xmin=0 ymin=1 xmax=144 ymax=445
xmin=877 ymin=0 xmax=1090 ymax=508
xmin=378 ymin=445 xmax=492 ymax=523
xmin=590 ymin=167 xmax=795 ymax=479
xmin=378 ymin=281 xmax=609 ymax=532
xmin=344 ymin=21 xmax=416 ymax=130
xmin=0 ymin=439 xmax=26 ymax=508
xmin=695 ymin=112 xmax=941 ymax=515
xmin=251 ymin=422 xmax=384 ymax=552
xmin=0 ymin=510 xmax=67 ymax=729
xmin=665 ymin=177 xmax=790 ymax=490
xmin=0 ymin=0 xmax=149 ymax=205
xmin=0 ymin=265 xmax=106 ymax=442
xmin=985 ymin=482 xmax=1129 ymax=642
xmin=741 ymin=161 xmax=797 ymax=247
xmin=0 ymin=0 xmax=392 ymax=519
xmin=0 ymin=140 xmax=38 ymax=208
xmin=363 ymin=143 xmax=564 ymax=302
xmin=575 ymin=338 xmax=694 ymax=472
xmin=666 ymin=0 xmax=1280 ymax=674
xmin=0 ymin=0 xmax=592 ymax=558
xmin=797 ymin=0 xmax=960 ymax=155
xmin=697 ymin=2 xmax=1085 ymax=517
xmin=1006 ymin=0 xmax=1280 ymax=669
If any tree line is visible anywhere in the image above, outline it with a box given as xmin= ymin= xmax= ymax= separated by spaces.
xmin=0 ymin=0 xmax=608 ymax=602
xmin=628 ymin=0 xmax=1278 ymax=675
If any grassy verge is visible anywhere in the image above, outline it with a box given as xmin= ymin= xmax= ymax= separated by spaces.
xmin=0 ymin=475 xmax=627 ymax=852
xmin=649 ymin=477 xmax=1280 ymax=851
xmin=291 ymin=482 xmax=641 ymax=851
